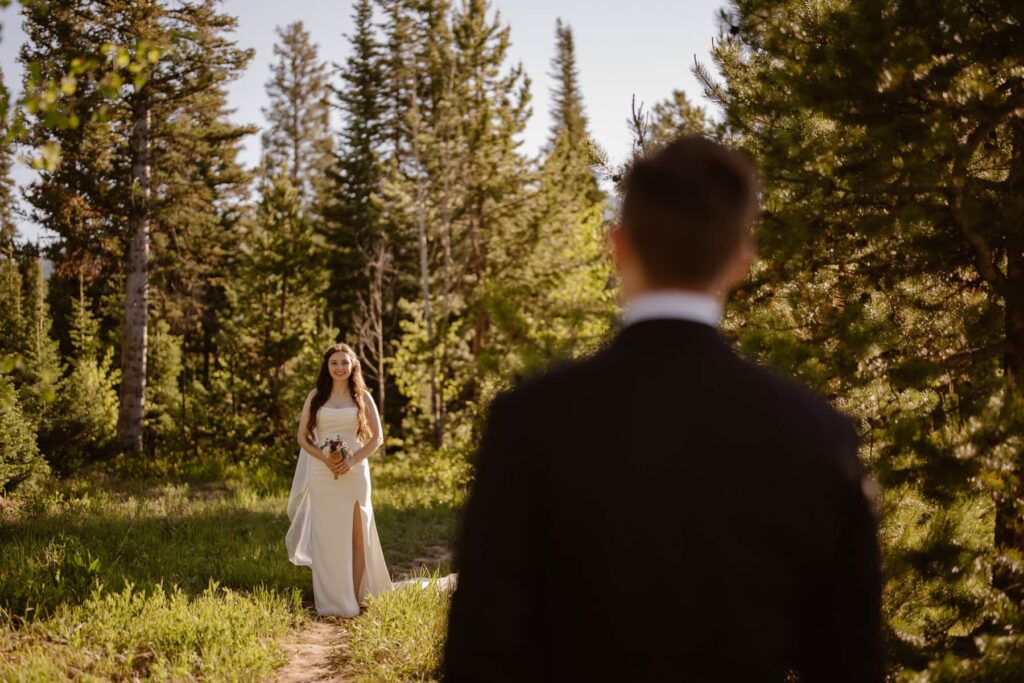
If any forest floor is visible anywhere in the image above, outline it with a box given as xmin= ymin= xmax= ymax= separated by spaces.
xmin=0 ymin=451 xmax=467 ymax=682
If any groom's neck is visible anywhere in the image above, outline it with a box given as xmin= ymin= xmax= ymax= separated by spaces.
xmin=620 ymin=282 xmax=725 ymax=308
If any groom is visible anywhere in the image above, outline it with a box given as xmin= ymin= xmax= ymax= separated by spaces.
xmin=442 ymin=135 xmax=883 ymax=682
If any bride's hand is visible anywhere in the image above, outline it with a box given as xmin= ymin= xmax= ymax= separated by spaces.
xmin=325 ymin=456 xmax=349 ymax=475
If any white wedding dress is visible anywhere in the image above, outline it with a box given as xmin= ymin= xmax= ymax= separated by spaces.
xmin=286 ymin=406 xmax=393 ymax=616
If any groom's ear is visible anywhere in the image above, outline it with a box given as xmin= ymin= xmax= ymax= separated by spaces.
xmin=609 ymin=223 xmax=633 ymax=271
xmin=609 ymin=223 xmax=622 ymax=267
xmin=720 ymin=238 xmax=756 ymax=292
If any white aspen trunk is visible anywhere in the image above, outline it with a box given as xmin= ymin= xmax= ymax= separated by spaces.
xmin=409 ymin=87 xmax=440 ymax=447
xmin=117 ymin=96 xmax=151 ymax=455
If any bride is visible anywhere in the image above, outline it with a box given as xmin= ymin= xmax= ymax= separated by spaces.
xmin=286 ymin=342 xmax=393 ymax=616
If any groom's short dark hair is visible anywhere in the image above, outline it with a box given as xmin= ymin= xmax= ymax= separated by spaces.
xmin=620 ymin=135 xmax=759 ymax=288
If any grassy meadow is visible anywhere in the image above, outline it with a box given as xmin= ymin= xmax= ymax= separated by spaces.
xmin=0 ymin=450 xmax=467 ymax=681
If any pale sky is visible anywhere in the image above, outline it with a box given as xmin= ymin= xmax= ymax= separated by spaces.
xmin=0 ymin=0 xmax=726 ymax=243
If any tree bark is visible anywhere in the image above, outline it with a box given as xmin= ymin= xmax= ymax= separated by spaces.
xmin=438 ymin=144 xmax=453 ymax=443
xmin=1004 ymin=118 xmax=1024 ymax=385
xmin=373 ymin=239 xmax=388 ymax=454
xmin=117 ymin=94 xmax=152 ymax=455
xmin=993 ymin=116 xmax=1024 ymax=603
xmin=409 ymin=87 xmax=440 ymax=448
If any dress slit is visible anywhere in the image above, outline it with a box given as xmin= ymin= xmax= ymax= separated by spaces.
xmin=352 ymin=500 xmax=367 ymax=602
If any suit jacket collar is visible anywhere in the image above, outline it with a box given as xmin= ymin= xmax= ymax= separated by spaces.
xmin=610 ymin=317 xmax=729 ymax=353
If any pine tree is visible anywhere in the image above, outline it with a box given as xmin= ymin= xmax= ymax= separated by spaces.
xmin=17 ymin=247 xmax=61 ymax=419
xmin=704 ymin=0 xmax=1024 ymax=675
xmin=0 ymin=374 xmax=49 ymax=497
xmin=494 ymin=18 xmax=613 ymax=373
xmin=326 ymin=0 xmax=393 ymax=422
xmin=378 ymin=0 xmax=461 ymax=447
xmin=145 ymin=316 xmax=183 ymax=455
xmin=0 ymin=68 xmax=16 ymax=251
xmin=647 ymin=89 xmax=709 ymax=147
xmin=451 ymin=0 xmax=531 ymax=370
xmin=548 ymin=19 xmax=586 ymax=146
xmin=0 ymin=254 xmax=23 ymax=359
xmin=377 ymin=0 xmax=533 ymax=448
xmin=0 ymin=255 xmax=60 ymax=430
xmin=260 ymin=21 xmax=333 ymax=212
xmin=219 ymin=174 xmax=327 ymax=456
xmin=43 ymin=273 xmax=119 ymax=473
xmin=0 ymin=96 xmax=23 ymax=357
xmin=69 ymin=273 xmax=101 ymax=361
xmin=20 ymin=0 xmax=255 ymax=456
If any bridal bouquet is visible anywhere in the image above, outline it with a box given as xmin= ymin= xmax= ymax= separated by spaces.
xmin=319 ymin=436 xmax=353 ymax=480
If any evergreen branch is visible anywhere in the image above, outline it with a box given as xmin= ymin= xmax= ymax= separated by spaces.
xmin=629 ymin=95 xmax=650 ymax=161
xmin=944 ymin=91 xmax=1024 ymax=298
xmin=692 ymin=55 xmax=726 ymax=108
xmin=942 ymin=343 xmax=1013 ymax=369
xmin=946 ymin=185 xmax=1008 ymax=296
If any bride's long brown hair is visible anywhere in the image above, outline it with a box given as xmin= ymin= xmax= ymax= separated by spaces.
xmin=306 ymin=343 xmax=372 ymax=445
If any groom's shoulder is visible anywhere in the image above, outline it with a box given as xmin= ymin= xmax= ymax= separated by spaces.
xmin=734 ymin=354 xmax=863 ymax=473
xmin=727 ymin=348 xmax=849 ymax=422
xmin=745 ymin=356 xmax=852 ymax=427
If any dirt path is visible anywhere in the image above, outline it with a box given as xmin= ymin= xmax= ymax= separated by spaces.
xmin=275 ymin=543 xmax=454 ymax=682
xmin=275 ymin=619 xmax=350 ymax=683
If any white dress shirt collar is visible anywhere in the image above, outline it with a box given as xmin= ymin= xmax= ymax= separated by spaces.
xmin=620 ymin=290 xmax=723 ymax=328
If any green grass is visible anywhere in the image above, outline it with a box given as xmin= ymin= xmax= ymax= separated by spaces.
xmin=0 ymin=479 xmax=310 ymax=681
xmin=339 ymin=568 xmax=453 ymax=683
xmin=0 ymin=449 xmax=469 ymax=682
xmin=1 ymin=582 xmax=303 ymax=682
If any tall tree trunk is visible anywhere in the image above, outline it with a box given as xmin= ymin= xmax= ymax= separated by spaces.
xmin=409 ymin=89 xmax=440 ymax=448
xmin=437 ymin=60 xmax=458 ymax=443
xmin=438 ymin=148 xmax=453 ymax=441
xmin=292 ymin=107 xmax=301 ymax=193
xmin=117 ymin=94 xmax=151 ymax=455
xmin=416 ymin=175 xmax=439 ymax=447
xmin=1005 ymin=118 xmax=1024 ymax=386
xmin=469 ymin=200 xmax=487 ymax=367
xmin=373 ymin=238 xmax=387 ymax=454
xmin=357 ymin=235 xmax=388 ymax=451
xmin=994 ymin=116 xmax=1024 ymax=603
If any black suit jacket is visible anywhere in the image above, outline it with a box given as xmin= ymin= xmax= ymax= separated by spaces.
xmin=442 ymin=319 xmax=883 ymax=682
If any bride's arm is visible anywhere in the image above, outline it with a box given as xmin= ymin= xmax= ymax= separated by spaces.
xmin=296 ymin=390 xmax=329 ymax=462
xmin=346 ymin=390 xmax=384 ymax=465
